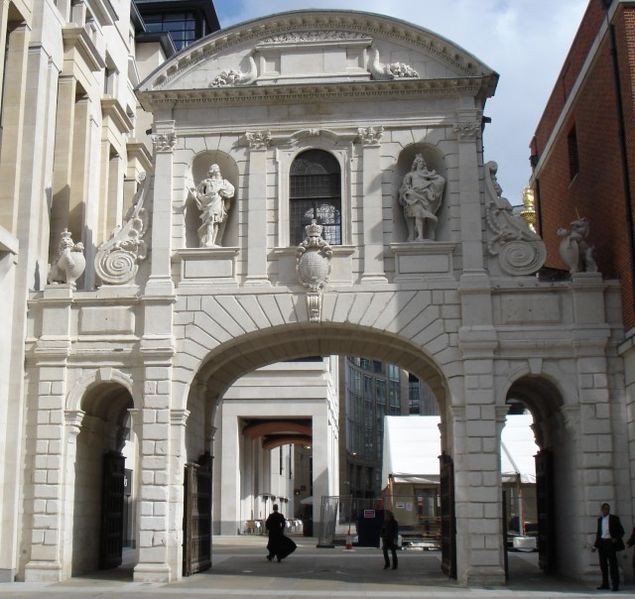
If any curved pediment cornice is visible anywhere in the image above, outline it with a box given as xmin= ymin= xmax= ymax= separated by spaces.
xmin=138 ymin=77 xmax=490 ymax=111
xmin=137 ymin=9 xmax=497 ymax=97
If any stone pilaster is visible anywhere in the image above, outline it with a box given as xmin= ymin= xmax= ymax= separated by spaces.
xmin=60 ymin=410 xmax=84 ymax=579
xmin=50 ymin=76 xmax=77 ymax=258
xmin=219 ymin=407 xmax=240 ymax=534
xmin=244 ymin=130 xmax=271 ymax=286
xmin=0 ymin=23 xmax=29 ymax=233
xmin=147 ymin=119 xmax=176 ymax=296
xmin=24 ymin=287 xmax=73 ymax=581
xmin=132 ymin=367 xmax=173 ymax=582
xmin=454 ymin=115 xmax=484 ymax=273
xmin=455 ymin=388 xmax=505 ymax=584
xmin=167 ymin=408 xmax=189 ymax=579
xmin=357 ymin=126 xmax=387 ymax=284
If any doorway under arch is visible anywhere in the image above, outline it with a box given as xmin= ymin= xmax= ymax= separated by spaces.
xmin=504 ymin=374 xmax=577 ymax=580
xmin=70 ymin=382 xmax=137 ymax=577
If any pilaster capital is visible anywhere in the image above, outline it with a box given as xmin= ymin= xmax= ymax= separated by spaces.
xmin=245 ymin=129 xmax=272 ymax=150
xmin=495 ymin=405 xmax=510 ymax=425
xmin=453 ymin=121 xmax=481 ymax=141
xmin=170 ymin=409 xmax=190 ymax=426
xmin=357 ymin=125 xmax=384 ymax=146
xmin=65 ymin=410 xmax=85 ymax=438
xmin=561 ymin=405 xmax=580 ymax=436
xmin=151 ymin=132 xmax=176 ymax=153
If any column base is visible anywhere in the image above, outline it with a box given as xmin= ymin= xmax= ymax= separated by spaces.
xmin=461 ymin=566 xmax=506 ymax=586
xmin=24 ymin=561 xmax=62 ymax=582
xmin=360 ymin=273 xmax=388 ymax=284
xmin=244 ymin=276 xmax=272 ymax=287
xmin=0 ymin=568 xmax=15 ymax=582
xmin=134 ymin=562 xmax=172 ymax=583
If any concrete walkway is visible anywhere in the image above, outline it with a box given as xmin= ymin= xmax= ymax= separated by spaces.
xmin=0 ymin=536 xmax=629 ymax=599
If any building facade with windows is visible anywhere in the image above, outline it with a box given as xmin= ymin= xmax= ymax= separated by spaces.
xmin=529 ymin=4 xmax=635 ymax=565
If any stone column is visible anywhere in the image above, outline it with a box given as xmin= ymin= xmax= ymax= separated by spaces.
xmin=219 ymin=408 xmax=240 ymax=534
xmin=311 ymin=411 xmax=329 ymax=530
xmin=358 ymin=126 xmax=387 ymax=283
xmin=245 ymin=130 xmax=271 ymax=286
xmin=0 ymin=24 xmax=29 ymax=233
xmin=132 ymin=365 xmax=173 ymax=583
xmin=167 ymin=409 xmax=189 ymax=579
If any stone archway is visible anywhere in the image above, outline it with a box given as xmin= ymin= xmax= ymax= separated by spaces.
xmin=180 ymin=323 xmax=452 ymax=577
xmin=504 ymin=374 xmax=578 ymax=579
xmin=64 ymin=381 xmax=136 ymax=578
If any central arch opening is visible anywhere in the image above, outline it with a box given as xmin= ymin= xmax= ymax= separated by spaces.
xmin=181 ymin=323 xmax=455 ymax=583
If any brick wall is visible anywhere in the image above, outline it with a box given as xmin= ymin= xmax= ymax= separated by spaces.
xmin=532 ymin=2 xmax=635 ymax=330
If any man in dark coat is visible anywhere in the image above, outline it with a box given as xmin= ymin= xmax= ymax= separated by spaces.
xmin=266 ymin=504 xmax=296 ymax=562
xmin=594 ymin=503 xmax=625 ymax=591
xmin=380 ymin=510 xmax=399 ymax=570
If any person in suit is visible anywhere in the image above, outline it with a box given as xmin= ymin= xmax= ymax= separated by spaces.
xmin=627 ymin=527 xmax=635 ymax=572
xmin=594 ymin=503 xmax=625 ymax=591
xmin=380 ymin=510 xmax=399 ymax=570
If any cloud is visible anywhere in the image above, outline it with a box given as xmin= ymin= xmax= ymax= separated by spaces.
xmin=213 ymin=0 xmax=588 ymax=202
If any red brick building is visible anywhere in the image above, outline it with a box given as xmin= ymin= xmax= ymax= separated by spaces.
xmin=530 ymin=0 xmax=635 ymax=330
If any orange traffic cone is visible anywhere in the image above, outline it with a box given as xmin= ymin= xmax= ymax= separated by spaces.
xmin=344 ymin=532 xmax=354 ymax=551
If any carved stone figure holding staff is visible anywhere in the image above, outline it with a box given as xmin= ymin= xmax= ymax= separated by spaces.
xmin=190 ymin=164 xmax=235 ymax=247
xmin=399 ymin=153 xmax=445 ymax=241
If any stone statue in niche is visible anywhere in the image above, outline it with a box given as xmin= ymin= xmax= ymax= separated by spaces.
xmin=189 ymin=164 xmax=235 ymax=248
xmin=557 ymin=216 xmax=598 ymax=274
xmin=48 ymin=229 xmax=86 ymax=286
xmin=398 ymin=153 xmax=446 ymax=241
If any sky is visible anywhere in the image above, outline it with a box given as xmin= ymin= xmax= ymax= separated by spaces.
xmin=212 ymin=0 xmax=589 ymax=205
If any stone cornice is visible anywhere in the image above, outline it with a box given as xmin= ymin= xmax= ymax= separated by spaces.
xmin=138 ymin=77 xmax=487 ymax=111
xmin=62 ymin=26 xmax=106 ymax=72
xmin=101 ymin=97 xmax=134 ymax=134
xmin=138 ymin=10 xmax=496 ymax=93
xmin=127 ymin=141 xmax=153 ymax=173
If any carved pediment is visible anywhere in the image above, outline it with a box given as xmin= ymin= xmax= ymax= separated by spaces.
xmin=137 ymin=10 xmax=497 ymax=101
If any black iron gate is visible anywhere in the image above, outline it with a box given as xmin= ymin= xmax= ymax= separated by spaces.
xmin=100 ymin=451 xmax=125 ymax=569
xmin=183 ymin=453 xmax=213 ymax=576
xmin=535 ymin=449 xmax=555 ymax=574
xmin=439 ymin=452 xmax=456 ymax=579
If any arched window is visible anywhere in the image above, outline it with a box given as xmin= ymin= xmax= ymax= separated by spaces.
xmin=289 ymin=150 xmax=341 ymax=246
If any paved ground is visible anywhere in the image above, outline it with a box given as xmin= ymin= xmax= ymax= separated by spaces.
xmin=0 ymin=536 xmax=631 ymax=598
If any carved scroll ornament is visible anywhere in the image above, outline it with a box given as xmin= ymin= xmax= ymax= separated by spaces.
xmin=95 ymin=173 xmax=149 ymax=285
xmin=484 ymin=161 xmax=546 ymax=276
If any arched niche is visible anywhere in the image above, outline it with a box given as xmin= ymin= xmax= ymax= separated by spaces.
xmin=393 ymin=144 xmax=448 ymax=243
xmin=186 ymin=151 xmax=240 ymax=248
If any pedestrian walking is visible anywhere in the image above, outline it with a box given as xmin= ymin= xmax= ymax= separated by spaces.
xmin=593 ymin=503 xmax=625 ymax=592
xmin=381 ymin=510 xmax=399 ymax=570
